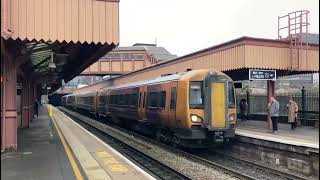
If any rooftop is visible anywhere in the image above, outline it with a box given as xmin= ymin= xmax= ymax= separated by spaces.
xmin=112 ymin=44 xmax=178 ymax=62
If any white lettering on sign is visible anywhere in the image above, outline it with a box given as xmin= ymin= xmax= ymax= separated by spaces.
xmin=249 ymin=69 xmax=276 ymax=81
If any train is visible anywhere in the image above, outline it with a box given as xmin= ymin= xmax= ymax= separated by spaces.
xmin=62 ymin=69 xmax=237 ymax=148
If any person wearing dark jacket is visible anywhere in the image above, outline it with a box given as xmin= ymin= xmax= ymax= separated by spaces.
xmin=33 ymin=100 xmax=39 ymax=117
xmin=239 ymin=99 xmax=248 ymax=121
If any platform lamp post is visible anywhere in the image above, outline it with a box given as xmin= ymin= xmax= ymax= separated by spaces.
xmin=47 ymin=86 xmax=51 ymax=104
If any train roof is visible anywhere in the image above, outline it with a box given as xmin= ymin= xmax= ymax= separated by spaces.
xmin=100 ymin=72 xmax=187 ymax=91
xmin=68 ymin=69 xmax=231 ymax=95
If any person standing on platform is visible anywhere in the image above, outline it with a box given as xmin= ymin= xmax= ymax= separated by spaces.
xmin=268 ymin=96 xmax=280 ymax=133
xmin=287 ymin=96 xmax=298 ymax=130
xmin=239 ymin=99 xmax=248 ymax=121
xmin=33 ymin=99 xmax=39 ymax=118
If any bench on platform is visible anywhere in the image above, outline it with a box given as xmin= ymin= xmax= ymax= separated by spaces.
xmin=297 ymin=111 xmax=319 ymax=128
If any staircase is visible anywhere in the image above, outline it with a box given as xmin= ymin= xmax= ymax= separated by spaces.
xmin=278 ymin=10 xmax=310 ymax=70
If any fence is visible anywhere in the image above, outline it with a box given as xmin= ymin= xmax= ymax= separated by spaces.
xmin=236 ymin=88 xmax=319 ymax=123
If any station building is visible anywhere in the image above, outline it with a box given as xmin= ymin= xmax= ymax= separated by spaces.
xmin=82 ymin=43 xmax=178 ymax=76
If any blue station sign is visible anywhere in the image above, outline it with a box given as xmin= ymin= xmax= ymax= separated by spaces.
xmin=249 ymin=69 xmax=276 ymax=81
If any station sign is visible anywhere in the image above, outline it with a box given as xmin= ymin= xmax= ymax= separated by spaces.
xmin=249 ymin=69 xmax=276 ymax=81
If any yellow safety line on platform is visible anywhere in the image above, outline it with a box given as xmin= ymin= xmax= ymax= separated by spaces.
xmin=47 ymin=106 xmax=84 ymax=180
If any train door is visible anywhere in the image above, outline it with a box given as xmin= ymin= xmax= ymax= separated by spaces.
xmin=168 ymin=82 xmax=177 ymax=128
xmin=94 ymin=91 xmax=99 ymax=114
xmin=138 ymin=85 xmax=147 ymax=121
xmin=159 ymin=84 xmax=169 ymax=126
xmin=145 ymin=85 xmax=161 ymax=124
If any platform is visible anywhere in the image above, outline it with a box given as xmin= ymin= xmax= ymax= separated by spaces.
xmin=1 ymin=105 xmax=154 ymax=180
xmin=1 ymin=106 xmax=78 ymax=180
xmin=236 ymin=120 xmax=319 ymax=149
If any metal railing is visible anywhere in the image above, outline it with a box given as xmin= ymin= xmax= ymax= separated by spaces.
xmin=236 ymin=88 xmax=319 ymax=126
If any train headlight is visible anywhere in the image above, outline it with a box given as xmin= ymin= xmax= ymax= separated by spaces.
xmin=191 ymin=115 xmax=203 ymax=123
xmin=228 ymin=114 xmax=235 ymax=122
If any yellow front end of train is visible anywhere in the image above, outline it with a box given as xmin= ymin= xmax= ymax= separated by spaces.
xmin=175 ymin=70 xmax=236 ymax=146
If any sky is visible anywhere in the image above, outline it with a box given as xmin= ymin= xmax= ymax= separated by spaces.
xmin=119 ymin=0 xmax=319 ymax=56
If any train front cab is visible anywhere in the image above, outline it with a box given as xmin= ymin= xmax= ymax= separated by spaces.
xmin=175 ymin=70 xmax=236 ymax=147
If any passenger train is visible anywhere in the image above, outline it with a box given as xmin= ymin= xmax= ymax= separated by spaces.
xmin=62 ymin=69 xmax=237 ymax=148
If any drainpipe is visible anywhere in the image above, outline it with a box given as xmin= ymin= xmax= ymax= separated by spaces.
xmin=2 ymin=0 xmax=13 ymax=38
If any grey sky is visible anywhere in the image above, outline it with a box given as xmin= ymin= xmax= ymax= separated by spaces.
xmin=120 ymin=0 xmax=319 ymax=56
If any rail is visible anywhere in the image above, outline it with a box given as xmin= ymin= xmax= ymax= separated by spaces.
xmin=59 ymin=107 xmax=191 ymax=180
xmin=210 ymin=150 xmax=312 ymax=180
xmin=58 ymin=107 xmax=257 ymax=180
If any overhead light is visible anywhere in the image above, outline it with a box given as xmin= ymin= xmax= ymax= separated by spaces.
xmin=48 ymin=52 xmax=56 ymax=69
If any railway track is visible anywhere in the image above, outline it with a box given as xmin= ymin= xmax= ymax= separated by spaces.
xmin=58 ymin=108 xmax=191 ymax=180
xmin=98 ymin=117 xmax=313 ymax=180
xmin=59 ymin=107 xmax=254 ymax=179
xmin=58 ymin=107 xmax=308 ymax=180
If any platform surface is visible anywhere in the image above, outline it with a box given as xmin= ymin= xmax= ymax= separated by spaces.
xmin=2 ymin=105 xmax=154 ymax=180
xmin=236 ymin=120 xmax=319 ymax=149
xmin=1 ymin=106 xmax=77 ymax=180
xmin=50 ymin=105 xmax=154 ymax=180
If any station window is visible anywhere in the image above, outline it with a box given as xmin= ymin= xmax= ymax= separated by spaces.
xmin=132 ymin=54 xmax=144 ymax=60
xmin=159 ymin=91 xmax=166 ymax=108
xmin=148 ymin=92 xmax=158 ymax=108
xmin=104 ymin=53 xmax=120 ymax=60
xmin=170 ymin=87 xmax=176 ymax=110
xmin=114 ymin=53 xmax=121 ymax=60
xmin=122 ymin=53 xmax=132 ymax=60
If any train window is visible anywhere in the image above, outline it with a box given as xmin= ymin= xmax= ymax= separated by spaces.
xmin=159 ymin=91 xmax=166 ymax=108
xmin=170 ymin=87 xmax=176 ymax=110
xmin=124 ymin=94 xmax=129 ymax=105
xmin=148 ymin=92 xmax=158 ymax=108
xmin=115 ymin=95 xmax=119 ymax=104
xmin=228 ymin=82 xmax=236 ymax=108
xmin=113 ymin=95 xmax=117 ymax=104
xmin=138 ymin=92 xmax=142 ymax=108
xmin=143 ymin=92 xmax=146 ymax=108
xmin=119 ymin=95 xmax=125 ymax=105
xmin=109 ymin=95 xmax=113 ymax=104
xmin=130 ymin=94 xmax=138 ymax=106
xmin=99 ymin=96 xmax=105 ymax=106
xmin=189 ymin=81 xmax=204 ymax=109
xmin=89 ymin=97 xmax=94 ymax=104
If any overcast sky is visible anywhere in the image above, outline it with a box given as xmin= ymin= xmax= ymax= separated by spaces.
xmin=119 ymin=0 xmax=319 ymax=56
